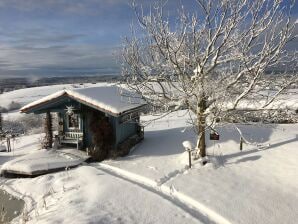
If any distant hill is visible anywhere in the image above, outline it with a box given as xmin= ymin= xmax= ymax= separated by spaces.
xmin=0 ymin=75 xmax=120 ymax=93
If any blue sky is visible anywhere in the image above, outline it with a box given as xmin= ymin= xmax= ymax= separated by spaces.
xmin=0 ymin=0 xmax=296 ymax=78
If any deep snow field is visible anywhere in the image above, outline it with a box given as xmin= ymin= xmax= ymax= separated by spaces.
xmin=0 ymin=84 xmax=297 ymax=224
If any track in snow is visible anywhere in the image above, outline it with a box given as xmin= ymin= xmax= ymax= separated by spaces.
xmin=93 ymin=163 xmax=231 ymax=224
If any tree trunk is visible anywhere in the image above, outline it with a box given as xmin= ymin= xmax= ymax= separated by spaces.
xmin=198 ymin=116 xmax=206 ymax=157
xmin=43 ymin=111 xmax=53 ymax=149
xmin=0 ymin=112 xmax=3 ymax=142
xmin=0 ymin=112 xmax=2 ymax=132
xmin=196 ymin=99 xmax=206 ymax=158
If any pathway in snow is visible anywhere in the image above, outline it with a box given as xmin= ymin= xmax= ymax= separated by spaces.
xmin=1 ymin=166 xmax=205 ymax=224
xmin=93 ymin=163 xmax=231 ymax=224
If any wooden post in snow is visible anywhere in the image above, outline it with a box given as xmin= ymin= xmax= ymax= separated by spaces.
xmin=183 ymin=141 xmax=194 ymax=169
xmin=240 ymin=137 xmax=243 ymax=151
xmin=188 ymin=150 xmax=192 ymax=168
xmin=6 ymin=136 xmax=11 ymax=152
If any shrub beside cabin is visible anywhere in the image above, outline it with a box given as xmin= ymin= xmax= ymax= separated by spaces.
xmin=20 ymin=86 xmax=147 ymax=161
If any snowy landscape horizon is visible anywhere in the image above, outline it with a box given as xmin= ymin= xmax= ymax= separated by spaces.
xmin=0 ymin=0 xmax=298 ymax=223
xmin=0 ymin=82 xmax=297 ymax=224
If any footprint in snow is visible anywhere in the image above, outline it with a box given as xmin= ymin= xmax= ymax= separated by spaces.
xmin=147 ymin=166 xmax=158 ymax=172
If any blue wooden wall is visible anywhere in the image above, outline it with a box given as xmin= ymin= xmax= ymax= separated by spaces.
xmin=112 ymin=117 xmax=137 ymax=145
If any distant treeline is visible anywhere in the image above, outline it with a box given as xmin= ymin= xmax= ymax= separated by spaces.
xmin=0 ymin=75 xmax=121 ymax=93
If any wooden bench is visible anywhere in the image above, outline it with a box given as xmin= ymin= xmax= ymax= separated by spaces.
xmin=59 ymin=132 xmax=83 ymax=150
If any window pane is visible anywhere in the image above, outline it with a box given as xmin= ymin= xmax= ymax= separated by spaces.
xmin=68 ymin=114 xmax=79 ymax=128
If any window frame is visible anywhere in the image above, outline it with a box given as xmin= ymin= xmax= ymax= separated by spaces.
xmin=66 ymin=113 xmax=81 ymax=130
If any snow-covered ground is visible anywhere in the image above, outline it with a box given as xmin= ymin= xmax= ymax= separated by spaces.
xmin=3 ymin=165 xmax=205 ymax=224
xmin=0 ymin=110 xmax=297 ymax=223
xmin=103 ymin=112 xmax=298 ymax=224
xmin=0 ymin=134 xmax=41 ymax=168
xmin=0 ymin=85 xmax=297 ymax=224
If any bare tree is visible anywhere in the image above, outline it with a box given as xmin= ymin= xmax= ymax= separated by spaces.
xmin=122 ymin=0 xmax=297 ymax=158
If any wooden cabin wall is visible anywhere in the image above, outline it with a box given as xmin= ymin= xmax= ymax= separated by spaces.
xmin=114 ymin=117 xmax=138 ymax=146
xmin=81 ymin=105 xmax=93 ymax=148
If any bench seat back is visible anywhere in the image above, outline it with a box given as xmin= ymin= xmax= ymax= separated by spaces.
xmin=64 ymin=132 xmax=83 ymax=140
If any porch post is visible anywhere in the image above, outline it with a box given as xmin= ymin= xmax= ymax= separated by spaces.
xmin=43 ymin=111 xmax=53 ymax=149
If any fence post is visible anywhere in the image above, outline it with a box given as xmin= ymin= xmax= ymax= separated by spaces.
xmin=6 ymin=137 xmax=11 ymax=152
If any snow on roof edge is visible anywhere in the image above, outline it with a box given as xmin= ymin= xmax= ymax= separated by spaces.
xmin=20 ymin=90 xmax=67 ymax=112
xmin=20 ymin=87 xmax=147 ymax=115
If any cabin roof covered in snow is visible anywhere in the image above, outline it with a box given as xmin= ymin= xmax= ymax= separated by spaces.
xmin=20 ymin=86 xmax=147 ymax=116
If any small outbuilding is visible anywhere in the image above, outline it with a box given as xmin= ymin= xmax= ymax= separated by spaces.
xmin=20 ymin=85 xmax=147 ymax=161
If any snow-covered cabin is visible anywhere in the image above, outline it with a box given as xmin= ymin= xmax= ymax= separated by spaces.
xmin=20 ymin=86 xmax=147 ymax=160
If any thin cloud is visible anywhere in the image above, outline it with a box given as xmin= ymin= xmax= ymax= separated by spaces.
xmin=0 ymin=43 xmax=120 ymax=75
xmin=0 ymin=0 xmax=130 ymax=15
xmin=0 ymin=0 xmax=296 ymax=78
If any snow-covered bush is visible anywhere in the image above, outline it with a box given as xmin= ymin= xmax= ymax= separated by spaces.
xmin=3 ymin=114 xmax=44 ymax=135
xmin=42 ymin=112 xmax=53 ymax=149
xmin=7 ymin=101 xmax=21 ymax=111
xmin=2 ymin=120 xmax=25 ymax=135
xmin=2 ymin=113 xmax=59 ymax=136
xmin=89 ymin=111 xmax=113 ymax=161
xmin=223 ymin=110 xmax=298 ymax=124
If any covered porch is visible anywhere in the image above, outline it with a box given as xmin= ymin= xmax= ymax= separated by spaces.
xmin=27 ymin=95 xmax=89 ymax=150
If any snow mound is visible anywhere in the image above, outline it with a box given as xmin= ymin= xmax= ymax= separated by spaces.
xmin=182 ymin=141 xmax=194 ymax=151
xmin=0 ymin=149 xmax=85 ymax=176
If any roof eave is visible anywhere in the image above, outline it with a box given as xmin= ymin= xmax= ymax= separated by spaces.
xmin=20 ymin=91 xmax=147 ymax=116
xmin=20 ymin=92 xmax=68 ymax=114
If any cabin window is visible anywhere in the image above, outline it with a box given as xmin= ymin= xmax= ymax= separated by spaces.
xmin=66 ymin=114 xmax=80 ymax=130
xmin=119 ymin=111 xmax=139 ymax=124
